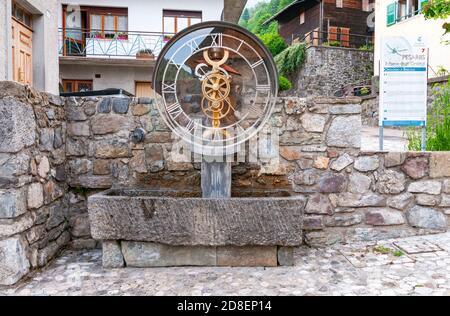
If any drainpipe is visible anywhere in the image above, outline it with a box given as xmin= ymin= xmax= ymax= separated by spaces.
xmin=319 ymin=0 xmax=324 ymax=45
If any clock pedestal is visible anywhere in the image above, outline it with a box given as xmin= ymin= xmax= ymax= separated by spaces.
xmin=201 ymin=160 xmax=232 ymax=198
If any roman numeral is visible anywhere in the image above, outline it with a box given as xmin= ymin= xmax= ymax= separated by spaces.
xmin=162 ymin=83 xmax=176 ymax=93
xmin=256 ymin=84 xmax=271 ymax=92
xmin=251 ymin=59 xmax=264 ymax=69
xmin=210 ymin=33 xmax=223 ymax=47
xmin=236 ymin=40 xmax=244 ymax=52
xmin=166 ymin=102 xmax=183 ymax=119
xmin=185 ymin=119 xmax=195 ymax=133
xmin=169 ymin=60 xmax=182 ymax=70
xmin=189 ymin=40 xmax=200 ymax=54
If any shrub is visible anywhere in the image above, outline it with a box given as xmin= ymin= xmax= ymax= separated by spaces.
xmin=322 ymin=40 xmax=341 ymax=47
xmin=278 ymin=75 xmax=292 ymax=91
xmin=274 ymin=43 xmax=306 ymax=76
xmin=359 ymin=43 xmax=374 ymax=51
xmin=259 ymin=32 xmax=287 ymax=56
xmin=407 ymin=79 xmax=450 ymax=151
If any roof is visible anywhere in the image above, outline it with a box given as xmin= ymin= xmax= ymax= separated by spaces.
xmin=263 ymin=0 xmax=307 ymax=26
xmin=223 ymin=0 xmax=248 ymax=23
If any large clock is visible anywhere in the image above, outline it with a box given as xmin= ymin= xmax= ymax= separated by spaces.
xmin=153 ymin=21 xmax=278 ymax=156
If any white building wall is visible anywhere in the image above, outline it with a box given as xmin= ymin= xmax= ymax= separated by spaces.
xmin=59 ymin=0 xmax=225 ymax=32
xmin=374 ymin=0 xmax=450 ymax=78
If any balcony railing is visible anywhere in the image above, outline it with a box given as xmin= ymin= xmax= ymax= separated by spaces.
xmin=58 ymin=28 xmax=175 ymax=59
xmin=293 ymin=30 xmax=374 ymax=50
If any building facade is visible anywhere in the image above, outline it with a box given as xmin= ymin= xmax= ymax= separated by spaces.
xmin=0 ymin=0 xmax=60 ymax=94
xmin=374 ymin=0 xmax=450 ymax=78
xmin=265 ymin=0 xmax=374 ymax=48
xmin=58 ymin=0 xmax=246 ymax=96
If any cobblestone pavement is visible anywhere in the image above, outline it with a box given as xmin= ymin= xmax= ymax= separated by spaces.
xmin=2 ymin=233 xmax=450 ymax=296
xmin=361 ymin=126 xmax=408 ymax=152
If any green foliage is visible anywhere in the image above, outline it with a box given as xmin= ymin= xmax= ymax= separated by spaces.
xmin=423 ymin=0 xmax=450 ymax=35
xmin=407 ymin=79 xmax=450 ymax=151
xmin=393 ymin=250 xmax=404 ymax=257
xmin=359 ymin=43 xmax=374 ymax=51
xmin=259 ymin=32 xmax=287 ymax=56
xmin=274 ymin=43 xmax=306 ymax=76
xmin=278 ymin=75 xmax=292 ymax=91
xmin=437 ymin=65 xmax=449 ymax=76
xmin=373 ymin=245 xmax=403 ymax=256
xmin=359 ymin=87 xmax=370 ymax=96
xmin=322 ymin=40 xmax=341 ymax=47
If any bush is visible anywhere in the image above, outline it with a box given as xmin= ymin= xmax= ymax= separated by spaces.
xmin=278 ymin=75 xmax=292 ymax=91
xmin=359 ymin=43 xmax=374 ymax=51
xmin=259 ymin=32 xmax=287 ymax=56
xmin=274 ymin=43 xmax=306 ymax=76
xmin=322 ymin=41 xmax=341 ymax=47
xmin=407 ymin=79 xmax=450 ymax=151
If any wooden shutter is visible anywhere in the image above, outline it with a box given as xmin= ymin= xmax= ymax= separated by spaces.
xmin=340 ymin=27 xmax=350 ymax=47
xmin=328 ymin=26 xmax=338 ymax=42
xmin=387 ymin=2 xmax=397 ymax=26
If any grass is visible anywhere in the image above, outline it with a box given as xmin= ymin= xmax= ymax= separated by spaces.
xmin=373 ymin=245 xmax=404 ymax=257
xmin=407 ymin=79 xmax=450 ymax=151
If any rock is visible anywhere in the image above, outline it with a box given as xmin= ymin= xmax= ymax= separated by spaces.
xmin=0 ymin=237 xmax=30 ymax=285
xmin=67 ymin=106 xmax=87 ymax=121
xmin=354 ymin=156 xmax=379 ymax=172
xmin=95 ymin=139 xmax=130 ymax=158
xmin=326 ymin=115 xmax=361 ymax=148
xmin=330 ymin=153 xmax=354 ymax=171
xmin=112 ymin=98 xmax=130 ymax=114
xmin=303 ymin=216 xmax=323 ymax=230
xmin=348 ymin=172 xmax=372 ymax=194
xmin=68 ymin=159 xmax=91 ymax=175
xmin=387 ymin=193 xmax=414 ymax=210
xmin=132 ymin=104 xmax=151 ymax=116
xmin=430 ymin=153 xmax=450 ymax=178
xmin=69 ymin=175 xmax=112 ymax=189
xmin=91 ymin=115 xmax=131 ymax=135
xmin=443 ymin=180 xmax=450 ymax=193
xmin=67 ymin=122 xmax=90 ymax=137
xmin=318 ymin=173 xmax=347 ymax=193
xmin=43 ymin=181 xmax=64 ymax=204
xmin=145 ymin=144 xmax=164 ymax=172
xmin=0 ymin=98 xmax=36 ymax=153
xmin=313 ymin=156 xmax=329 ymax=169
xmin=83 ymin=101 xmax=97 ymax=116
xmin=55 ymin=165 xmax=66 ymax=182
xmin=284 ymin=97 xmax=306 ymax=114
xmin=88 ymin=192 xmax=305 ymax=246
xmin=122 ymin=242 xmax=217 ymax=267
xmin=408 ymin=180 xmax=442 ymax=195
xmin=97 ymin=98 xmax=111 ymax=113
xmin=304 ymin=231 xmax=343 ymax=247
xmin=277 ymin=247 xmax=294 ymax=266
xmin=39 ymin=128 xmax=54 ymax=152
xmin=130 ymin=150 xmax=147 ymax=174
xmin=0 ymin=213 xmax=34 ymax=238
xmin=37 ymin=156 xmax=50 ymax=178
xmin=305 ymin=194 xmax=334 ymax=215
xmin=407 ymin=206 xmax=447 ymax=230
xmin=365 ymin=208 xmax=405 ymax=226
xmin=0 ymin=188 xmax=27 ymax=218
xmin=330 ymin=193 xmax=386 ymax=208
xmin=279 ymin=147 xmax=302 ymax=161
xmin=291 ymin=169 xmax=321 ymax=186
xmin=439 ymin=195 xmax=450 ymax=207
xmin=93 ymin=160 xmax=111 ymax=175
xmin=300 ymin=113 xmax=326 ymax=132
xmin=328 ymin=104 xmax=361 ymax=114
xmin=145 ymin=132 xmax=172 ymax=143
xmin=325 ymin=214 xmax=362 ymax=227
xmin=384 ymin=152 xmax=406 ymax=167
xmin=102 ymin=241 xmax=124 ymax=268
xmin=27 ymin=183 xmax=44 ymax=209
xmin=53 ymin=126 xmax=64 ymax=149
xmin=66 ymin=138 xmax=86 ymax=157
xmin=376 ymin=169 xmax=406 ymax=194
xmin=401 ymin=157 xmax=429 ymax=179
xmin=70 ymin=213 xmax=91 ymax=238
xmin=416 ymin=194 xmax=440 ymax=206
xmin=0 ymin=153 xmax=30 ymax=177
xmin=280 ymin=131 xmax=321 ymax=145
xmin=46 ymin=202 xmax=66 ymax=230
xmin=217 ymin=246 xmax=277 ymax=267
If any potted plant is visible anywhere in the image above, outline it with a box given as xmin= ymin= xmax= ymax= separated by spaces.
xmin=136 ymin=48 xmax=154 ymax=60
xmin=117 ymin=32 xmax=128 ymax=40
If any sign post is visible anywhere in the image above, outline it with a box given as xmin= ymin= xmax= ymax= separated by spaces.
xmin=379 ymin=36 xmax=428 ymax=151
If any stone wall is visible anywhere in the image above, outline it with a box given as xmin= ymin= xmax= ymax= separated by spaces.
xmin=2 ymin=80 xmax=450 ymax=283
xmin=285 ymin=46 xmax=374 ymax=98
xmin=0 ymin=82 xmax=69 ymax=285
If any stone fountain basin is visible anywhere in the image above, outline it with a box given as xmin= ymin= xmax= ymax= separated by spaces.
xmin=88 ymin=189 xmax=305 ymax=247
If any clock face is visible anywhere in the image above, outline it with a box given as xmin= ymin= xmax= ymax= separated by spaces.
xmin=153 ymin=21 xmax=278 ymax=156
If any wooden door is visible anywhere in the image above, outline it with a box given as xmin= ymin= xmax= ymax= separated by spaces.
xmin=135 ymin=82 xmax=153 ymax=97
xmin=12 ymin=19 xmax=33 ymax=85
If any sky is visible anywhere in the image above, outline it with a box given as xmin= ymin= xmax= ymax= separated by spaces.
xmin=245 ymin=0 xmax=269 ymax=9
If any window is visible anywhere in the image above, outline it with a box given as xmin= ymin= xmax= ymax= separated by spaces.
xmin=163 ymin=10 xmax=202 ymax=34
xmin=362 ymin=0 xmax=370 ymax=12
xmin=387 ymin=0 xmax=428 ymax=26
xmin=12 ymin=2 xmax=32 ymax=28
xmin=62 ymin=80 xmax=93 ymax=93
xmin=299 ymin=9 xmax=305 ymax=25
xmin=336 ymin=0 xmax=343 ymax=8
xmin=90 ymin=11 xmax=128 ymax=38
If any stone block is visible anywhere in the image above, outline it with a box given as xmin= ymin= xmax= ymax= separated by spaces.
xmin=401 ymin=157 xmax=429 ymax=179
xmin=326 ymin=115 xmax=361 ymax=148
xmin=303 ymin=216 xmax=324 ymax=230
xmin=365 ymin=208 xmax=405 ymax=226
xmin=112 ymin=98 xmax=130 ymax=114
xmin=313 ymin=156 xmax=330 ymax=169
xmin=328 ymin=104 xmax=361 ymax=114
xmin=132 ymin=104 xmax=151 ymax=116
xmin=102 ymin=241 xmax=124 ymax=268
xmin=387 ymin=193 xmax=415 ymax=210
xmin=300 ymin=113 xmax=326 ymax=132
xmin=217 ymin=246 xmax=277 ymax=267
xmin=0 ymin=98 xmax=36 ymax=153
xmin=95 ymin=139 xmax=130 ymax=159
xmin=430 ymin=153 xmax=450 ymax=178
xmin=407 ymin=206 xmax=447 ymax=230
xmin=0 ymin=188 xmax=27 ymax=219
xmin=408 ymin=180 xmax=442 ymax=195
xmin=330 ymin=153 xmax=354 ymax=171
xmin=330 ymin=193 xmax=386 ymax=208
xmin=277 ymin=247 xmax=295 ymax=266
xmin=305 ymin=194 xmax=334 ymax=215
xmin=0 ymin=237 xmax=30 ymax=285
xmin=376 ymin=169 xmax=406 ymax=194
xmin=27 ymin=182 xmax=44 ymax=209
xmin=318 ymin=172 xmax=347 ymax=193
xmin=91 ymin=115 xmax=131 ymax=135
xmin=97 ymin=98 xmax=111 ymax=113
xmin=416 ymin=194 xmax=440 ymax=206
xmin=67 ymin=122 xmax=90 ymax=137
xmin=0 ymin=213 xmax=35 ymax=238
xmin=325 ymin=214 xmax=362 ymax=227
xmin=384 ymin=152 xmax=406 ymax=167
xmin=122 ymin=242 xmax=216 ymax=267
xmin=354 ymin=156 xmax=379 ymax=172
xmin=348 ymin=172 xmax=372 ymax=194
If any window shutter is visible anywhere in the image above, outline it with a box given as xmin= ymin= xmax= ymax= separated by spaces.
xmin=387 ymin=2 xmax=397 ymax=26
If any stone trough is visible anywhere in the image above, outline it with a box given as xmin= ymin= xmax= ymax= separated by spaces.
xmin=88 ymin=189 xmax=305 ymax=267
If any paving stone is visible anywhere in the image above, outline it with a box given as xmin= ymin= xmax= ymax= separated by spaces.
xmin=217 ymin=246 xmax=277 ymax=267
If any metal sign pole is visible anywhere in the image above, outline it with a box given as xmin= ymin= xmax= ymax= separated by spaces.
xmin=421 ymin=125 xmax=427 ymax=152
xmin=379 ymin=126 xmax=384 ymax=151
